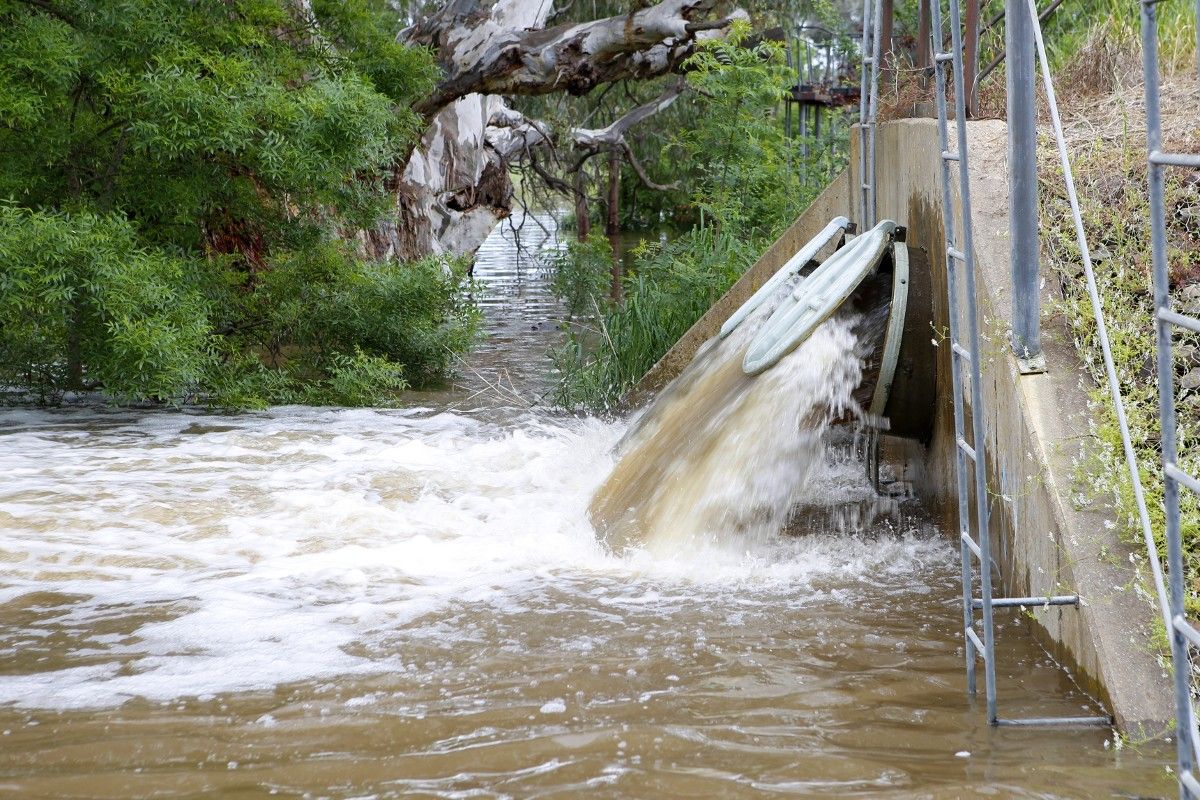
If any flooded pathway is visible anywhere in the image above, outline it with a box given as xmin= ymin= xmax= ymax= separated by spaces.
xmin=0 ymin=214 xmax=1174 ymax=798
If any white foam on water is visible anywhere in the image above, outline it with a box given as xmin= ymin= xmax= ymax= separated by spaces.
xmin=0 ymin=406 xmax=951 ymax=710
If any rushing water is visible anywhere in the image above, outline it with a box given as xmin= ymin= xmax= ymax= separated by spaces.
xmin=590 ymin=262 xmax=866 ymax=555
xmin=0 ymin=213 xmax=1174 ymax=798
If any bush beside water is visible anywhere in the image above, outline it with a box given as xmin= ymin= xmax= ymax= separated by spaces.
xmin=0 ymin=0 xmax=475 ymax=408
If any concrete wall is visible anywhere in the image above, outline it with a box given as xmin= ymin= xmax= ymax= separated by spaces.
xmin=634 ymin=117 xmax=1172 ymax=736
xmin=855 ymin=119 xmax=1171 ymax=737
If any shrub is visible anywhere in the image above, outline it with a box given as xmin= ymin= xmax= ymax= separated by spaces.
xmin=0 ymin=0 xmax=477 ymax=408
xmin=0 ymin=206 xmax=210 ymax=404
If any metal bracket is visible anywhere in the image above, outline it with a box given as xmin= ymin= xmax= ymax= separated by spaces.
xmin=1016 ymin=352 xmax=1047 ymax=374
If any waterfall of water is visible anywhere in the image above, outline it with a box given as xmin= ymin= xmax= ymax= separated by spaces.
xmin=589 ymin=304 xmax=865 ymax=555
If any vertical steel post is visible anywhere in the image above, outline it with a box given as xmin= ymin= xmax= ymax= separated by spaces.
xmin=964 ymin=0 xmax=981 ymax=117
xmin=785 ymin=43 xmax=794 ymax=143
xmin=800 ymin=104 xmax=809 ymax=187
xmin=917 ymin=0 xmax=932 ymax=78
xmin=859 ymin=0 xmax=874 ymax=227
xmin=880 ymin=0 xmax=894 ymax=80
xmin=1007 ymin=0 xmax=1044 ymax=371
xmin=802 ymin=42 xmax=811 ymax=188
xmin=868 ymin=0 xmax=884 ymax=225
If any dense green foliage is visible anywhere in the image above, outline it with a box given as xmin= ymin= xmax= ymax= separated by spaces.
xmin=0 ymin=0 xmax=477 ymax=407
xmin=0 ymin=205 xmax=211 ymax=404
xmin=550 ymin=29 xmax=847 ymax=409
xmin=515 ymin=0 xmax=855 ymax=233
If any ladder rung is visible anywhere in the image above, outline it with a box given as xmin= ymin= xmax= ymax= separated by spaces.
xmin=1173 ymin=614 xmax=1200 ymax=649
xmin=973 ymin=595 xmax=1079 ymax=609
xmin=1150 ymin=150 xmax=1200 ymax=168
xmin=941 ymin=150 xmax=961 ymax=162
xmin=947 ymin=246 xmax=966 ymax=261
xmin=995 ymin=716 xmax=1111 ymax=728
xmin=1158 ymin=307 xmax=1200 ymax=335
xmin=1182 ymin=769 xmax=1200 ymax=796
xmin=965 ymin=627 xmax=987 ymax=657
xmin=956 ymin=436 xmax=977 ymax=462
xmin=935 ymin=52 xmax=954 ymax=63
xmin=1166 ymin=463 xmax=1200 ymax=495
xmin=960 ymin=531 xmax=981 ymax=559
xmin=951 ymin=342 xmax=972 ymax=361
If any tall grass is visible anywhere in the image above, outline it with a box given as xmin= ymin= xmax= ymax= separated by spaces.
xmin=1038 ymin=0 xmax=1196 ymax=74
xmin=550 ymin=227 xmax=761 ymax=409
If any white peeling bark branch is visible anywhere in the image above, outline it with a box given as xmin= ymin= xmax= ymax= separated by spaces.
xmin=622 ymin=141 xmax=680 ymax=192
xmin=369 ymin=0 xmax=741 ymax=261
xmin=571 ymin=79 xmax=687 ymax=150
xmin=408 ymin=0 xmax=734 ymax=119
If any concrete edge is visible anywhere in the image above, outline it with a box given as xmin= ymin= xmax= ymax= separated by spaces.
xmin=619 ymin=116 xmax=1172 ymax=736
xmin=883 ymin=118 xmax=1175 ymax=737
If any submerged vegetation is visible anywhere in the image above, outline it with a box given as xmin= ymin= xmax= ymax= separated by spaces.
xmin=549 ymin=29 xmax=849 ymax=409
xmin=0 ymin=0 xmax=476 ymax=407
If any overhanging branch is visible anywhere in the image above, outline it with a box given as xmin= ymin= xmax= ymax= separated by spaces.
xmin=571 ymin=79 xmax=688 ymax=150
xmin=623 ymin=142 xmax=681 ymax=192
xmin=410 ymin=0 xmax=735 ymax=119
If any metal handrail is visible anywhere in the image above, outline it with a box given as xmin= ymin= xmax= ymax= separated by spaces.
xmin=1140 ymin=0 xmax=1200 ymax=791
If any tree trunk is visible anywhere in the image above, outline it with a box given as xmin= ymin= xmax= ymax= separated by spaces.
xmin=574 ymin=170 xmax=591 ymax=241
xmin=364 ymin=0 xmax=739 ymax=262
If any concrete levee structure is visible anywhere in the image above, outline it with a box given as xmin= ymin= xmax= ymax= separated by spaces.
xmin=633 ymin=117 xmax=1172 ymax=737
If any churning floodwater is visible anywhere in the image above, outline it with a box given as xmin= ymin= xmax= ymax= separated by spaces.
xmin=0 ymin=213 xmax=1174 ymax=798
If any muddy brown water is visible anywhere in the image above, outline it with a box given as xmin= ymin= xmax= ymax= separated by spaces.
xmin=0 ymin=213 xmax=1174 ymax=798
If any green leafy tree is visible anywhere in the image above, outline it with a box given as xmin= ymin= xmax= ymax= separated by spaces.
xmin=680 ymin=24 xmax=807 ymax=238
xmin=0 ymin=0 xmax=475 ymax=407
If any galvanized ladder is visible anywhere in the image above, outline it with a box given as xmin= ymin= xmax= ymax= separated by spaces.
xmin=1142 ymin=0 xmax=1200 ymax=791
xmin=855 ymin=0 xmax=886 ymax=485
xmin=858 ymin=0 xmax=883 ymax=228
xmin=924 ymin=0 xmax=1108 ymax=727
